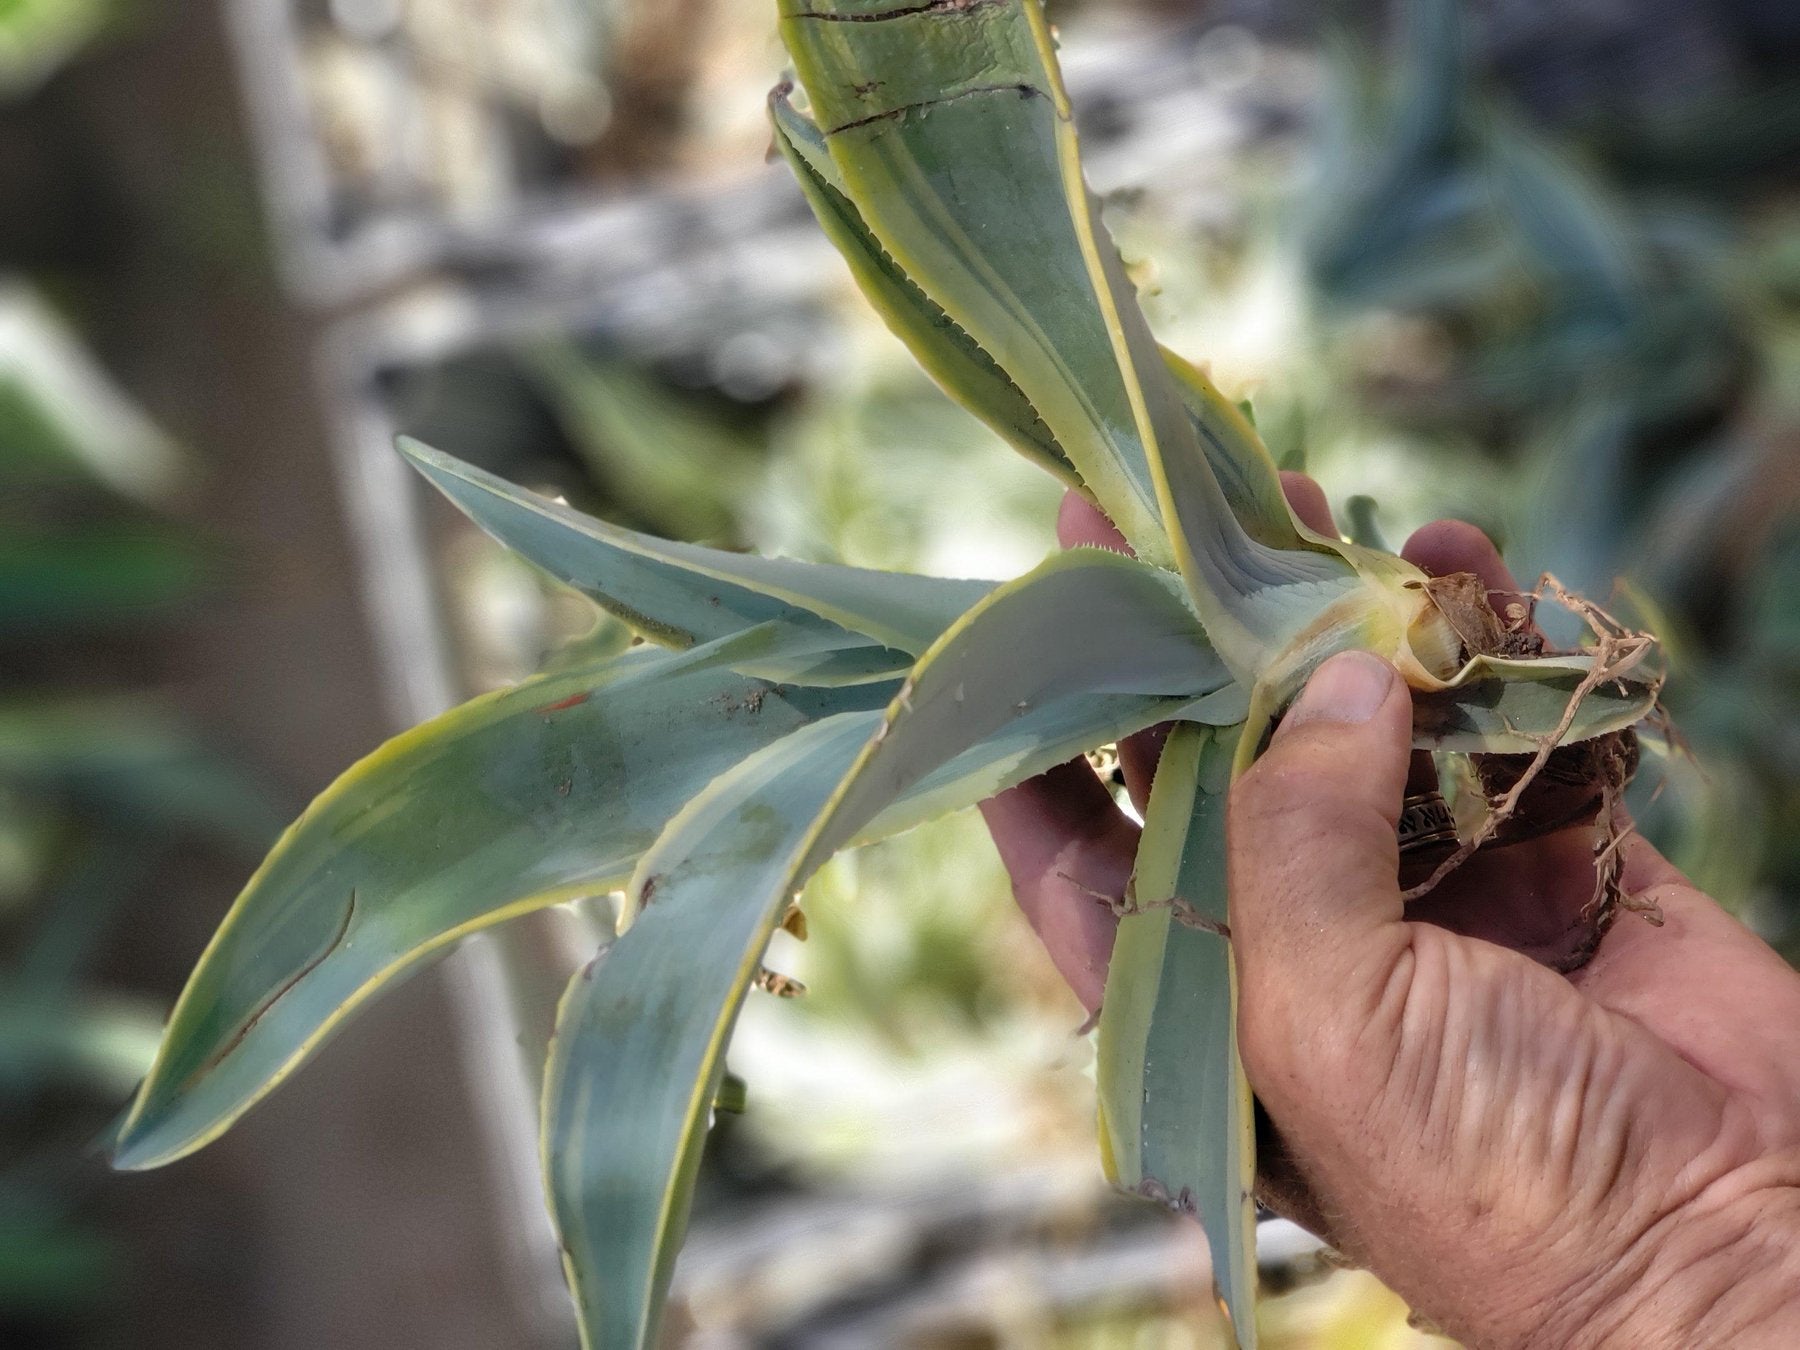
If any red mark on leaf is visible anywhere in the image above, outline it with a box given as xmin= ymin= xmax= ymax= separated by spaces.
xmin=535 ymin=691 xmax=591 ymax=714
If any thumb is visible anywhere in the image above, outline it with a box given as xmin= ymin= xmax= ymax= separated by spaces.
xmin=1228 ymin=652 xmax=1413 ymax=1000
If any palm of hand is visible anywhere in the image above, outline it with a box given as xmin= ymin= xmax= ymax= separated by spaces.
xmin=1254 ymin=822 xmax=1800 ymax=1343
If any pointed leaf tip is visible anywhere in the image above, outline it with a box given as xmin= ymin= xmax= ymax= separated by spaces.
xmin=399 ymin=438 xmax=994 ymax=657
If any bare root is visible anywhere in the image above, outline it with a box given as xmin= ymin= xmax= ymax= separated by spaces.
xmin=1402 ymin=574 xmax=1661 ymax=906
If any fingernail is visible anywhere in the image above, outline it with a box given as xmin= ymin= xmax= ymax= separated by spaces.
xmin=1283 ymin=651 xmax=1396 ymax=729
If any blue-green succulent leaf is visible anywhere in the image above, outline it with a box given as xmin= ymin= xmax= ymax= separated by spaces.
xmin=111 ymin=626 xmax=895 ymax=1172
xmin=543 ymin=546 xmax=1231 ymax=1348
xmin=401 ymin=437 xmax=994 ymax=656
xmin=1097 ymin=722 xmax=1257 ymax=1348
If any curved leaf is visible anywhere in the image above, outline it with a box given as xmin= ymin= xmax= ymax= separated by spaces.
xmin=541 ymin=712 xmax=877 ymax=1349
xmin=777 ymin=1 xmax=1362 ymax=682
xmin=1097 ymin=722 xmax=1257 ymax=1348
xmin=401 ymin=437 xmax=993 ymax=655
xmin=543 ymin=547 xmax=1232 ymax=1348
xmin=769 ymin=86 xmax=1077 ymax=487
xmin=773 ymin=83 xmax=1325 ymax=577
xmin=1160 ymin=349 xmax=1315 ymax=556
xmin=1305 ymin=0 xmax=1491 ymax=309
xmin=779 ymin=0 xmax=1170 ymax=559
xmin=112 ymin=626 xmax=895 ymax=1171
xmin=1415 ymin=650 xmax=1661 ymax=753
xmin=522 ymin=343 xmax=764 ymax=543
xmin=0 ymin=696 xmax=283 ymax=851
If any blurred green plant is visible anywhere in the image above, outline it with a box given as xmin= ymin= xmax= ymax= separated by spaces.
xmin=0 ymin=0 xmax=110 ymax=100
xmin=0 ymin=279 xmax=279 ymax=1331
xmin=524 ymin=341 xmax=768 ymax=544
xmin=1281 ymin=0 xmax=1800 ymax=914
xmin=1120 ymin=0 xmax=1796 ymax=923
xmin=110 ymin=6 xmax=1668 ymax=1348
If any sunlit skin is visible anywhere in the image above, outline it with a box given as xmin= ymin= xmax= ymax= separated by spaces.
xmin=981 ymin=480 xmax=1800 ymax=1347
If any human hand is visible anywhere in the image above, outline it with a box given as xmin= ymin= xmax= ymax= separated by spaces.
xmin=981 ymin=484 xmax=1800 ymax=1347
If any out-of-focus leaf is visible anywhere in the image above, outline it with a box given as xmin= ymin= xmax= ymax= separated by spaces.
xmin=543 ymin=546 xmax=1236 ymax=1349
xmin=0 ymin=0 xmax=109 ymax=98
xmin=111 ymin=628 xmax=895 ymax=1171
xmin=0 ymin=698 xmax=283 ymax=851
xmin=0 ymin=1209 xmax=117 ymax=1315
xmin=1343 ymin=495 xmax=1390 ymax=552
xmin=0 ymin=783 xmax=56 ymax=912
xmin=1749 ymin=528 xmax=1800 ymax=668
xmin=0 ymin=282 xmax=187 ymax=502
xmin=0 ymin=526 xmax=208 ymax=631
xmin=522 ymin=343 xmax=764 ymax=542
xmin=1631 ymin=746 xmax=1768 ymax=910
xmin=14 ymin=830 xmax=162 ymax=993
xmin=1097 ymin=722 xmax=1256 ymax=1348
xmin=0 ymin=988 xmax=163 ymax=1100
xmin=1513 ymin=406 xmax=1636 ymax=644
xmin=403 ymin=438 xmax=993 ymax=655
xmin=1483 ymin=114 xmax=1640 ymax=330
xmin=1305 ymin=0 xmax=1503 ymax=310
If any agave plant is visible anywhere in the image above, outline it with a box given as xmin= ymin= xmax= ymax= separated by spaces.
xmin=111 ymin=4 xmax=1664 ymax=1346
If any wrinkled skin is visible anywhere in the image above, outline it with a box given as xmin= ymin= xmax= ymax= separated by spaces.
xmin=981 ymin=480 xmax=1800 ymax=1347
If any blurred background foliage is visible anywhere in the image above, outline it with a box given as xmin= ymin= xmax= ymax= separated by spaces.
xmin=0 ymin=283 xmax=282 ymax=1343
xmin=1 ymin=0 xmax=1795 ymax=1345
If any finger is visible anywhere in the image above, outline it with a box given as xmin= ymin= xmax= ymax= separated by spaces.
xmin=1279 ymin=471 xmax=1336 ymax=536
xmin=1117 ymin=721 xmax=1169 ymax=817
xmin=1229 ymin=652 xmax=1413 ymax=1016
xmin=1056 ymin=491 xmax=1130 ymax=553
xmin=1401 ymin=519 xmax=1521 ymax=613
xmin=978 ymin=760 xmax=1138 ymax=1011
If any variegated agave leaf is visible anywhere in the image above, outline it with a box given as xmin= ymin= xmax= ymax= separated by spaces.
xmin=111 ymin=441 xmax=1016 ymax=1173
xmin=1097 ymin=722 xmax=1255 ymax=1345
xmin=110 ymin=626 xmax=899 ymax=1172
xmin=770 ymin=9 xmax=1664 ymax=1350
xmin=543 ymin=547 xmax=1239 ymax=1348
xmin=402 ymin=437 xmax=993 ymax=663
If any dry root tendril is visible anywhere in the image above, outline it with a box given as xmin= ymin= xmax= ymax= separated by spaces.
xmin=1056 ymin=871 xmax=1231 ymax=938
xmin=1401 ymin=575 xmax=1663 ymax=929
xmin=753 ymin=967 xmax=807 ymax=999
